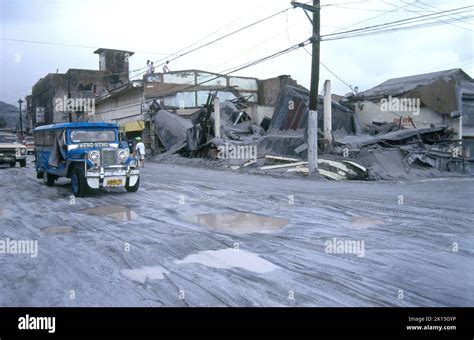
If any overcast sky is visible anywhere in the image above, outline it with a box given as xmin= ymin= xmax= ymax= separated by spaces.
xmin=1 ymin=0 xmax=473 ymax=106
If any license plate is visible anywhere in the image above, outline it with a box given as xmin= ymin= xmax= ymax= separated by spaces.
xmin=106 ymin=179 xmax=123 ymax=187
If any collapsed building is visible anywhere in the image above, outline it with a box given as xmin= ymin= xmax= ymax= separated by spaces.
xmin=28 ymin=46 xmax=472 ymax=181
xmin=151 ymin=68 xmax=473 ymax=181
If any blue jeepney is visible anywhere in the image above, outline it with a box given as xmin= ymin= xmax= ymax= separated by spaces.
xmin=33 ymin=122 xmax=140 ymax=197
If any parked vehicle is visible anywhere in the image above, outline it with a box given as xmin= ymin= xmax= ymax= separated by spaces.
xmin=0 ymin=133 xmax=27 ymax=167
xmin=23 ymin=136 xmax=36 ymax=155
xmin=33 ymin=123 xmax=140 ymax=197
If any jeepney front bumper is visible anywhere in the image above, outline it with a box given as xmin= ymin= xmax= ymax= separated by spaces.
xmin=85 ymin=166 xmax=139 ymax=189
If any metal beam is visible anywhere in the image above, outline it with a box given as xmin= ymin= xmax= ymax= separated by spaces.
xmin=291 ymin=2 xmax=320 ymax=12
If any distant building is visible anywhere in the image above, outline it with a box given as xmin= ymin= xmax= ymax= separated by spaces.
xmin=27 ymin=48 xmax=133 ymax=129
xmin=349 ymin=69 xmax=474 ymax=160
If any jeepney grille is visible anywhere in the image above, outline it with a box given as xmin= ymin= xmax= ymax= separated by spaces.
xmin=101 ymin=149 xmax=117 ymax=167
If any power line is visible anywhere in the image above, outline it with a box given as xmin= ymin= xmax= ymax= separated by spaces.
xmin=322 ymin=5 xmax=473 ymax=38
xmin=320 ymin=6 xmax=474 ymax=41
xmin=4 ymin=5 xmax=298 ymax=102
xmin=388 ymin=0 xmax=473 ymax=32
xmin=412 ymin=0 xmax=473 ymax=31
xmin=325 ymin=0 xmax=418 ymax=34
xmin=0 ymin=38 xmax=175 ymax=56
xmin=95 ymin=37 xmax=313 ymax=116
xmin=322 ymin=14 xmax=473 ymax=41
xmin=124 ymin=6 xmax=295 ymax=80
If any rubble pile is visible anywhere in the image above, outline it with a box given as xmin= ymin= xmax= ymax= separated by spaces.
xmin=150 ymin=90 xmax=469 ymax=181
xmin=334 ymin=124 xmax=468 ymax=180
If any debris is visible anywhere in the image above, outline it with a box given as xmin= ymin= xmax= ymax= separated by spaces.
xmin=260 ymin=161 xmax=307 ymax=171
xmin=265 ymin=155 xmax=301 ymax=162
xmin=153 ymin=109 xmax=193 ymax=151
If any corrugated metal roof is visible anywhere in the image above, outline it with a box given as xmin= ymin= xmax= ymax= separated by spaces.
xmin=356 ymin=69 xmax=472 ymax=99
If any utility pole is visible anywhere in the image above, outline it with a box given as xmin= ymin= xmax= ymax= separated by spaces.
xmin=214 ymin=96 xmax=221 ymax=139
xmin=323 ymin=80 xmax=333 ymax=144
xmin=309 ymin=0 xmax=320 ymax=112
xmin=18 ymin=98 xmax=24 ymax=140
xmin=292 ymin=0 xmax=320 ymax=176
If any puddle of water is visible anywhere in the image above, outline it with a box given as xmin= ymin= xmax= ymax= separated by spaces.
xmin=0 ymin=208 xmax=13 ymax=218
xmin=121 ymin=266 xmax=169 ymax=284
xmin=175 ymin=248 xmax=279 ymax=274
xmin=42 ymin=226 xmax=75 ymax=234
xmin=184 ymin=212 xmax=288 ymax=234
xmin=81 ymin=206 xmax=138 ymax=221
xmin=348 ymin=216 xmax=386 ymax=230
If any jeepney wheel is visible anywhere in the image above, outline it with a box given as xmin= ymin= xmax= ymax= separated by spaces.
xmin=125 ymin=177 xmax=140 ymax=193
xmin=43 ymin=171 xmax=55 ymax=187
xmin=71 ymin=167 xmax=87 ymax=197
xmin=19 ymin=159 xmax=27 ymax=168
xmin=36 ymin=170 xmax=43 ymax=179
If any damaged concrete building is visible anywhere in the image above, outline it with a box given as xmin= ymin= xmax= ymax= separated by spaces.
xmin=27 ymin=48 xmax=133 ymax=130
xmin=349 ymin=68 xmax=474 ymax=161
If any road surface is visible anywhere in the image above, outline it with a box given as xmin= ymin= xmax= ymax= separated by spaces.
xmin=0 ymin=157 xmax=473 ymax=306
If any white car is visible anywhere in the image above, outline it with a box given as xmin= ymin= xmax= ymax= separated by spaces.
xmin=0 ymin=133 xmax=27 ymax=167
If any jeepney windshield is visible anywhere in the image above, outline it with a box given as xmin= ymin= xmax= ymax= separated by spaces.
xmin=0 ymin=135 xmax=18 ymax=143
xmin=69 ymin=130 xmax=116 ymax=143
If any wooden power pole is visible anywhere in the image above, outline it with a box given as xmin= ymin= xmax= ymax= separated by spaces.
xmin=292 ymin=0 xmax=320 ymax=175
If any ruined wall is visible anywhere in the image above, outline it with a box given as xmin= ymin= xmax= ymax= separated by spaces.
xmin=144 ymin=70 xmax=258 ymax=108
xmin=355 ymin=100 xmax=461 ymax=138
xmin=31 ymin=73 xmax=68 ymax=125
xmin=31 ymin=70 xmax=108 ymax=125
xmin=98 ymin=50 xmax=131 ymax=86
xmin=94 ymin=91 xmax=143 ymax=124
xmin=258 ymin=75 xmax=299 ymax=107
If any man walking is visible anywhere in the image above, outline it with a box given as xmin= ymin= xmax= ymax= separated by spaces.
xmin=135 ymin=137 xmax=145 ymax=168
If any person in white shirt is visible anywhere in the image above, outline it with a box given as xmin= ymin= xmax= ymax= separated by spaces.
xmin=135 ymin=137 xmax=146 ymax=168
xmin=163 ymin=61 xmax=170 ymax=73
xmin=146 ymin=60 xmax=152 ymax=75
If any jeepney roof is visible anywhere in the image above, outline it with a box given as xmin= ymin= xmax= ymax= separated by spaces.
xmin=33 ymin=122 xmax=118 ymax=132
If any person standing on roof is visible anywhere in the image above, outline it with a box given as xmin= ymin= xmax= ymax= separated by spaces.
xmin=135 ymin=137 xmax=145 ymax=168
xmin=163 ymin=61 xmax=170 ymax=73
xmin=151 ymin=62 xmax=155 ymax=74
xmin=146 ymin=60 xmax=152 ymax=75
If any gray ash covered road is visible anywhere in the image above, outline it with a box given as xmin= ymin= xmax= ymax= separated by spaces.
xmin=0 ymin=157 xmax=473 ymax=306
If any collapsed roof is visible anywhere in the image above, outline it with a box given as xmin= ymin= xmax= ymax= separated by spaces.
xmin=353 ymin=68 xmax=472 ymax=99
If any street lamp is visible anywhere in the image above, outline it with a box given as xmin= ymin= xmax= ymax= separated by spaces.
xmin=18 ymin=98 xmax=24 ymax=140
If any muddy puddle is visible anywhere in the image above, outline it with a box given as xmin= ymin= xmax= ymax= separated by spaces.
xmin=121 ymin=266 xmax=169 ymax=284
xmin=42 ymin=226 xmax=75 ymax=234
xmin=81 ymin=206 xmax=138 ymax=221
xmin=175 ymin=248 xmax=279 ymax=274
xmin=347 ymin=216 xmax=386 ymax=230
xmin=184 ymin=212 xmax=288 ymax=234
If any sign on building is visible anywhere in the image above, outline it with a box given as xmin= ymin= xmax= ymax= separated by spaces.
xmin=36 ymin=107 xmax=45 ymax=123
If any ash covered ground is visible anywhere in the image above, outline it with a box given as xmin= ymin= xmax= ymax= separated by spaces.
xmin=0 ymin=156 xmax=473 ymax=307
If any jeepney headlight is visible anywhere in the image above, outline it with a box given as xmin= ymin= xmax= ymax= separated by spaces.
xmin=20 ymin=148 xmax=27 ymax=155
xmin=118 ymin=149 xmax=129 ymax=162
xmin=88 ymin=150 xmax=100 ymax=162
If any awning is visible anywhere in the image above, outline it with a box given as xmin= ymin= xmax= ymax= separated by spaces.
xmin=120 ymin=121 xmax=144 ymax=133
